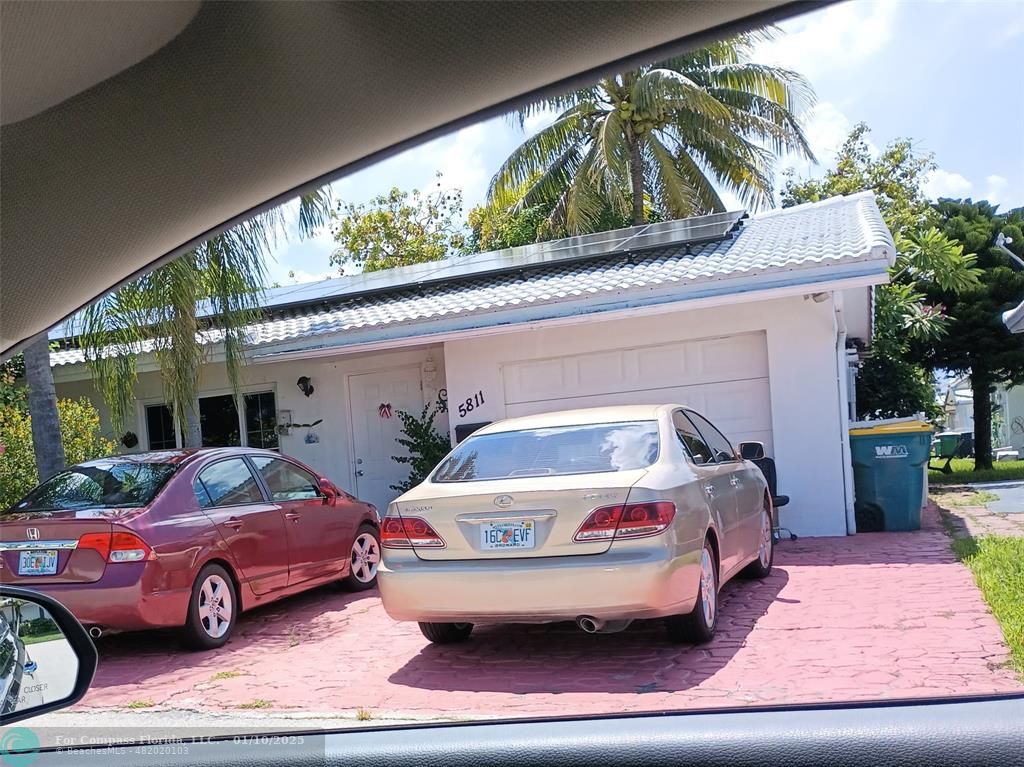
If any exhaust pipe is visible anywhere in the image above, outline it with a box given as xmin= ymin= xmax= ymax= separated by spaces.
xmin=88 ymin=626 xmax=103 ymax=639
xmin=576 ymin=616 xmax=633 ymax=635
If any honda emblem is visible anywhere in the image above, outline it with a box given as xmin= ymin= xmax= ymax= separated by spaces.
xmin=26 ymin=527 xmax=40 ymax=540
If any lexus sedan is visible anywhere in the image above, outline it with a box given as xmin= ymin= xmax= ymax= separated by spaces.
xmin=379 ymin=405 xmax=773 ymax=644
xmin=0 ymin=449 xmax=380 ymax=650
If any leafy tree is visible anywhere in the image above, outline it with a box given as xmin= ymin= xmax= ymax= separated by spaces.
xmin=910 ymin=201 xmax=1024 ymax=470
xmin=330 ymin=176 xmax=466 ymax=273
xmin=782 ymin=124 xmax=980 ymax=419
xmin=79 ymin=191 xmax=332 ymax=445
xmin=0 ymin=397 xmax=116 ymax=508
xmin=466 ymin=174 xmax=666 ymax=252
xmin=390 ymin=405 xmax=451 ymax=493
xmin=490 ymin=30 xmax=814 ymax=234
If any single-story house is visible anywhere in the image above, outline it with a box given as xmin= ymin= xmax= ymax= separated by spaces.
xmin=50 ymin=191 xmax=895 ymax=537
xmin=943 ymin=375 xmax=1024 ymax=459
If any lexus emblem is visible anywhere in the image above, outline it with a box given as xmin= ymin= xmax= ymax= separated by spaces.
xmin=493 ymin=495 xmax=513 ymax=509
xmin=26 ymin=528 xmax=40 ymax=541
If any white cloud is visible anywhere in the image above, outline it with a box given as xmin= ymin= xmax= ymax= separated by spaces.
xmin=434 ymin=123 xmax=490 ymax=208
xmin=522 ymin=106 xmax=559 ymax=136
xmin=985 ymin=174 xmax=1009 ymax=204
xmin=754 ymin=0 xmax=898 ymax=79
xmin=923 ymin=168 xmax=973 ymax=200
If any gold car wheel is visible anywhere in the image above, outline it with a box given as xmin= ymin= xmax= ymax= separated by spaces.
xmin=699 ymin=547 xmax=716 ymax=628
xmin=758 ymin=508 xmax=772 ymax=568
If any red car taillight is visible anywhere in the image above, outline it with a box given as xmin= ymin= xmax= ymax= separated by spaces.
xmin=381 ymin=516 xmax=445 ymax=548
xmin=78 ymin=531 xmax=154 ymax=562
xmin=573 ymin=502 xmax=676 ymax=542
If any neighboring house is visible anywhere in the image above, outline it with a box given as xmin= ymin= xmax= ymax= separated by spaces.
xmin=943 ymin=375 xmax=1024 ymax=457
xmin=1005 ymin=299 xmax=1024 ymax=334
xmin=49 ymin=192 xmax=894 ymax=537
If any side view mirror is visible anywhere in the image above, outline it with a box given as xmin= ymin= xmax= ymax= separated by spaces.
xmin=0 ymin=586 xmax=97 ymax=726
xmin=739 ymin=441 xmax=765 ymax=460
xmin=319 ymin=479 xmax=339 ymax=504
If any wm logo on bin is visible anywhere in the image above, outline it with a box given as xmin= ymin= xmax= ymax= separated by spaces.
xmin=874 ymin=444 xmax=909 ymax=458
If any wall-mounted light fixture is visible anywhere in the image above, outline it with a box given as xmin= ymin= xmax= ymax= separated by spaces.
xmin=296 ymin=376 xmax=315 ymax=397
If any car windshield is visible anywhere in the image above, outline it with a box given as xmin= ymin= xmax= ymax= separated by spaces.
xmin=433 ymin=421 xmax=661 ymax=481
xmin=3 ymin=0 xmax=1023 ymax=750
xmin=6 ymin=462 xmax=176 ymax=512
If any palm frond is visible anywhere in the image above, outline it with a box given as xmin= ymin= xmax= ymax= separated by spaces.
xmin=489 ymin=107 xmax=592 ymax=202
xmin=297 ymin=187 xmax=334 ymax=238
xmin=631 ymin=69 xmax=731 ymax=122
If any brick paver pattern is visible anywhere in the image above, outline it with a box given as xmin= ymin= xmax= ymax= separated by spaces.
xmin=75 ymin=503 xmax=1021 ymax=718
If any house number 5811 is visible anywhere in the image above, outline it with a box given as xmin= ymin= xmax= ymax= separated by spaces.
xmin=457 ymin=390 xmax=485 ymax=418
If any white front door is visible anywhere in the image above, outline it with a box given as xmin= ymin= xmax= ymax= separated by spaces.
xmin=348 ymin=366 xmax=424 ymax=513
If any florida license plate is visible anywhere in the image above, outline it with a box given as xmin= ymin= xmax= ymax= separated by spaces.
xmin=480 ymin=520 xmax=534 ymax=550
xmin=18 ymin=550 xmax=58 ymax=576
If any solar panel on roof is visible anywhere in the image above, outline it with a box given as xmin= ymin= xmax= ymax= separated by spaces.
xmin=52 ymin=209 xmax=746 ymax=339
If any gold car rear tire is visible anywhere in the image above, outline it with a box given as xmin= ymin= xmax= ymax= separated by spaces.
xmin=665 ymin=539 xmax=718 ymax=645
xmin=419 ymin=622 xmax=474 ymax=644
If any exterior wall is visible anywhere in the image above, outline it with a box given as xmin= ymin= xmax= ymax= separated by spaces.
xmin=443 ymin=295 xmax=849 ymax=537
xmin=1000 ymin=385 xmax=1024 ymax=454
xmin=53 ymin=345 xmax=448 ymax=503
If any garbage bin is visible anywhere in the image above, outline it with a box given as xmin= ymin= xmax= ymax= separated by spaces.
xmin=849 ymin=419 xmax=934 ymax=532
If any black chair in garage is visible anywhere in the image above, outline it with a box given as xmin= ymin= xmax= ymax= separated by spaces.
xmin=739 ymin=442 xmax=797 ymax=542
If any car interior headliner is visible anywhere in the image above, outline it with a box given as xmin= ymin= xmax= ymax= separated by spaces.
xmin=0 ymin=0 xmax=808 ymax=358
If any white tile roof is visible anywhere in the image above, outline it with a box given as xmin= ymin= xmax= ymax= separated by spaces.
xmin=51 ymin=192 xmax=893 ymax=366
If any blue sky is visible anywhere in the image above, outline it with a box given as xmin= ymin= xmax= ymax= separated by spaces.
xmin=267 ymin=0 xmax=1024 ymax=285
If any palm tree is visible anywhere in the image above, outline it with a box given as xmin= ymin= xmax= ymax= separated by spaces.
xmin=489 ymin=31 xmax=815 ymax=233
xmin=78 ymin=191 xmax=332 ymax=447
xmin=22 ymin=333 xmax=65 ymax=480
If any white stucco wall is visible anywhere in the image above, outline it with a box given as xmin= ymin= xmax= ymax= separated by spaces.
xmin=53 ymin=345 xmax=447 ymax=498
xmin=443 ymin=295 xmax=850 ymax=537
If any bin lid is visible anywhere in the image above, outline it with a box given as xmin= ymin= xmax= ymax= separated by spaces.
xmin=849 ymin=419 xmax=934 ymax=436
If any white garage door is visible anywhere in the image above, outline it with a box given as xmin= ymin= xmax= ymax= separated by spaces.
xmin=502 ymin=331 xmax=773 ymax=452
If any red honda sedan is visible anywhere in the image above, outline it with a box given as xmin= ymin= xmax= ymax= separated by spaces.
xmin=0 ymin=448 xmax=380 ymax=650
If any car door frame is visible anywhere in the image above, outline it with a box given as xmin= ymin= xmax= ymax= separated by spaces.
xmin=245 ymin=454 xmax=352 ymax=587
xmin=676 ymin=409 xmax=747 ymax=579
xmin=193 ymin=456 xmax=290 ymax=597
xmin=683 ymin=410 xmax=766 ymax=569
xmin=670 ymin=409 xmax=735 ymax=577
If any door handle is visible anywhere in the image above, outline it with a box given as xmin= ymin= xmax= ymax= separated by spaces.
xmin=224 ymin=517 xmax=243 ymax=530
xmin=355 ymin=470 xmax=364 ymax=477
xmin=284 ymin=511 xmax=302 ymax=521
xmin=730 ymin=477 xmax=740 ymax=487
xmin=704 ymin=485 xmax=715 ymax=497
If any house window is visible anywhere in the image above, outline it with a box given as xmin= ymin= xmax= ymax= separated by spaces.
xmin=245 ymin=392 xmax=279 ymax=450
xmin=145 ymin=404 xmax=177 ymax=450
xmin=146 ymin=391 xmax=278 ymax=450
xmin=200 ymin=394 xmax=242 ymax=447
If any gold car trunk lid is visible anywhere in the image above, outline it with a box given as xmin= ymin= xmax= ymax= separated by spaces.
xmin=394 ymin=470 xmax=647 ymax=560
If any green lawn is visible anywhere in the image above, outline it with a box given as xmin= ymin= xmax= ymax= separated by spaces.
xmin=929 ymin=458 xmax=1024 ymax=486
xmin=952 ymin=535 xmax=1024 ymax=677
xmin=22 ymin=631 xmax=64 ymax=645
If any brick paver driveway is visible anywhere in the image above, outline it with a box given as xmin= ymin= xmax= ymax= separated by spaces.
xmin=74 ymin=505 xmax=1021 ymax=719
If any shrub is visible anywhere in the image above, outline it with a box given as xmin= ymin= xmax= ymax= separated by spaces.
xmin=0 ymin=397 xmax=116 ymax=509
xmin=390 ymin=405 xmax=451 ymax=493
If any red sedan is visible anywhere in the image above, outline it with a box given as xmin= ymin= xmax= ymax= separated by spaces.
xmin=0 ymin=448 xmax=380 ymax=650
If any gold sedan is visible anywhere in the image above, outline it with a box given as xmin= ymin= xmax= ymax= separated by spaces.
xmin=378 ymin=404 xmax=774 ymax=644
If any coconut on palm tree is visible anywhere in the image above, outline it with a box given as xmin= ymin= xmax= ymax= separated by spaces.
xmin=489 ymin=31 xmax=815 ymax=233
